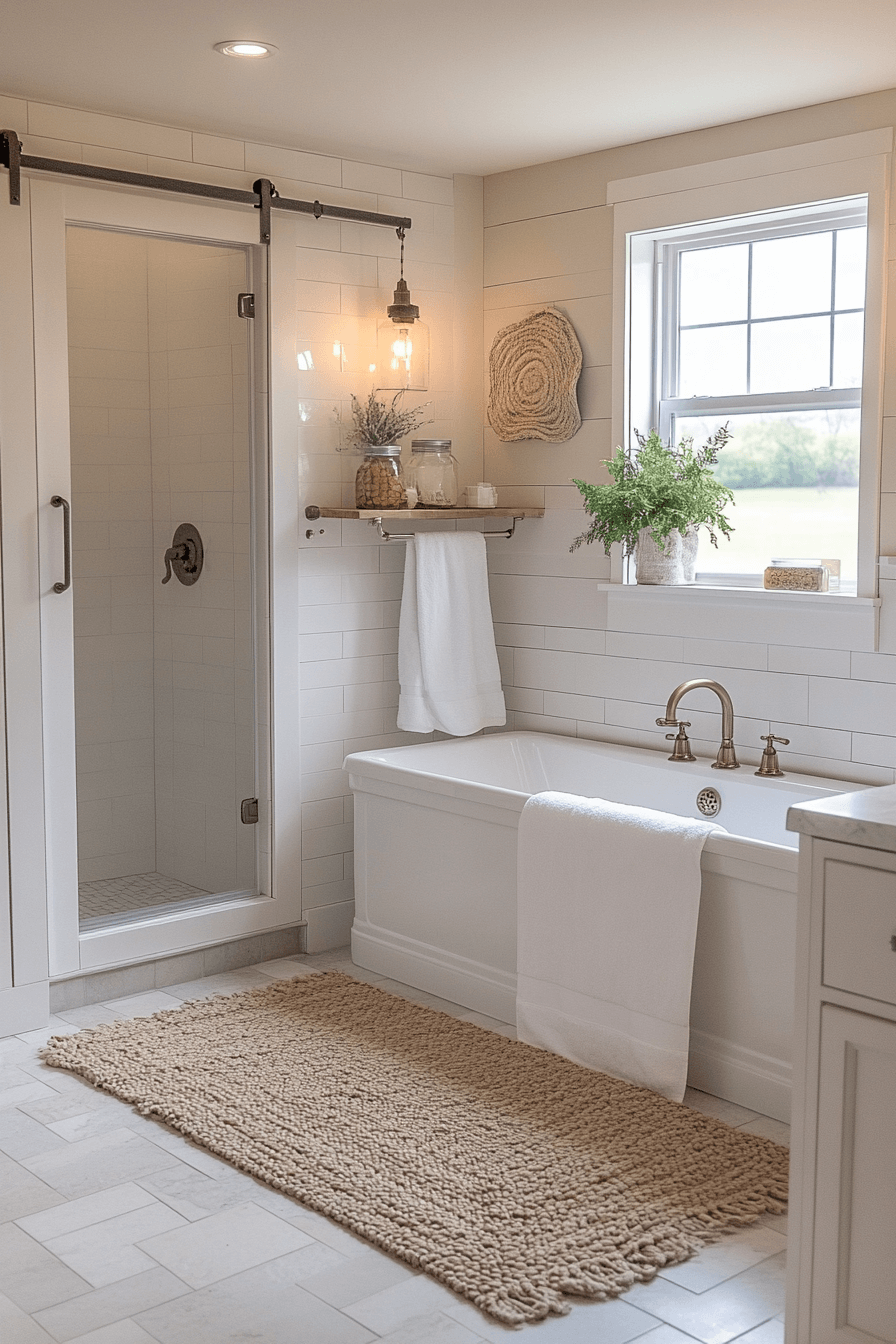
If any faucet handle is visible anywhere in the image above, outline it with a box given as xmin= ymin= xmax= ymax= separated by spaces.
xmin=755 ymin=733 xmax=790 ymax=778
xmin=661 ymin=720 xmax=696 ymax=762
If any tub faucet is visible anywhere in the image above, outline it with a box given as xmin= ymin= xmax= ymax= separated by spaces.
xmin=656 ymin=679 xmax=739 ymax=770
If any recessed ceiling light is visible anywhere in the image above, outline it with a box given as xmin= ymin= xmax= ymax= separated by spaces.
xmin=214 ymin=40 xmax=277 ymax=59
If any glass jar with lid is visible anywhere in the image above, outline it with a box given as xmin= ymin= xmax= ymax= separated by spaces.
xmin=407 ymin=440 xmax=458 ymax=508
xmin=354 ymin=444 xmax=407 ymax=509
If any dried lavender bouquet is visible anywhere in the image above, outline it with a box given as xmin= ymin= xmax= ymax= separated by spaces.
xmin=347 ymin=391 xmax=430 ymax=447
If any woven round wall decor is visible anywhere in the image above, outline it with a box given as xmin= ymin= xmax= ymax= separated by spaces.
xmin=487 ymin=306 xmax=582 ymax=443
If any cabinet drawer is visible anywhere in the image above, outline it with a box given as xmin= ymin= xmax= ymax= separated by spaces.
xmin=823 ymin=859 xmax=896 ymax=1005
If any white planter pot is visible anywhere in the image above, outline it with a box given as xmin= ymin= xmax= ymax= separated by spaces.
xmin=635 ymin=527 xmax=698 ymax=584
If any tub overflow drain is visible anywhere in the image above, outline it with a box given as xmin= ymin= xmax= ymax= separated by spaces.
xmin=696 ymin=787 xmax=722 ymax=818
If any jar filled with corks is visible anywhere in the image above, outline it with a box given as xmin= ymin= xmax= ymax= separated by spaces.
xmin=354 ymin=445 xmax=407 ymax=509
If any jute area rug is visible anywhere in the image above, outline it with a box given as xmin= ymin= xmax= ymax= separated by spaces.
xmin=43 ymin=972 xmax=788 ymax=1326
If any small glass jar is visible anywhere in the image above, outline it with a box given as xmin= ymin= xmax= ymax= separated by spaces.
xmin=354 ymin=445 xmax=407 ymax=509
xmin=407 ymin=440 xmax=458 ymax=508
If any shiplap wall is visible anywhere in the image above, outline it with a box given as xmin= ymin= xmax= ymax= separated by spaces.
xmin=482 ymin=88 xmax=896 ymax=796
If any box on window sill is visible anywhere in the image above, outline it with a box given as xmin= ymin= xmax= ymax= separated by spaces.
xmin=764 ymin=562 xmax=830 ymax=592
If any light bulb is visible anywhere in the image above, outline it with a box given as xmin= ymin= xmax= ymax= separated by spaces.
xmin=214 ymin=40 xmax=277 ymax=58
xmin=391 ymin=329 xmax=413 ymax=367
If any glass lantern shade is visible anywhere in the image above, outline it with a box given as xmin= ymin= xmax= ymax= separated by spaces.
xmin=375 ymin=316 xmax=430 ymax=391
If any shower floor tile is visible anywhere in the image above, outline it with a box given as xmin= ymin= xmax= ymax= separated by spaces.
xmin=78 ymin=873 xmax=210 ymax=921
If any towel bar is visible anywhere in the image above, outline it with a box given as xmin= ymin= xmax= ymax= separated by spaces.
xmin=370 ymin=515 xmax=522 ymax=541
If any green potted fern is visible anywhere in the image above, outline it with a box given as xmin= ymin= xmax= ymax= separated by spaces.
xmin=570 ymin=426 xmax=735 ymax=583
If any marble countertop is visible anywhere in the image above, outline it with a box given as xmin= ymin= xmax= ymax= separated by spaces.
xmin=787 ymin=784 xmax=896 ymax=849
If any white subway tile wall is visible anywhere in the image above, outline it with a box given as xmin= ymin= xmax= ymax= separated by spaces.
xmin=25 ymin=88 xmax=896 ymax=951
xmin=147 ymin=238 xmax=256 ymax=896
xmin=68 ymin=228 xmax=156 ymax=884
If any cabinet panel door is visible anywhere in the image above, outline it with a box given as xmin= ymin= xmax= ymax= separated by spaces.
xmin=823 ymin=858 xmax=896 ymax=1004
xmin=813 ymin=1005 xmax=896 ymax=1343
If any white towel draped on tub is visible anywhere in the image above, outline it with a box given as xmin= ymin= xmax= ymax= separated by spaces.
xmin=516 ymin=790 xmax=722 ymax=1101
xmin=397 ymin=532 xmax=506 ymax=736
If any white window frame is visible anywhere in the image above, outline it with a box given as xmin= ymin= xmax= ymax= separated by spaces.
xmin=657 ymin=200 xmax=866 ymax=444
xmin=609 ymin=129 xmax=892 ymax=599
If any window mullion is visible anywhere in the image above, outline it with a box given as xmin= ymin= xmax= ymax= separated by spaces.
xmin=746 ymin=241 xmax=753 ymax=395
xmin=830 ymin=230 xmax=838 ymax=388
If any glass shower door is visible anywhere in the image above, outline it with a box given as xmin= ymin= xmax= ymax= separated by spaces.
xmin=65 ymin=227 xmax=259 ymax=927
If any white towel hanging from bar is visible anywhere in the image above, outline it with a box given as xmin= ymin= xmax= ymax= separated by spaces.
xmin=397 ymin=532 xmax=506 ymax=736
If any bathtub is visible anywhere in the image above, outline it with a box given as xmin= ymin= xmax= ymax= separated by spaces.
xmin=346 ymin=731 xmax=865 ymax=1122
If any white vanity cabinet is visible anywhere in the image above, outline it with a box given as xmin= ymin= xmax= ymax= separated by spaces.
xmin=786 ymin=795 xmax=896 ymax=1344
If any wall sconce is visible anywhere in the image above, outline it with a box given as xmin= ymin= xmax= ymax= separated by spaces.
xmin=374 ymin=228 xmax=430 ymax=391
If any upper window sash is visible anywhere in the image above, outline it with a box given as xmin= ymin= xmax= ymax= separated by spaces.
xmin=655 ymin=198 xmax=866 ymax=254
xmin=656 ymin=201 xmax=867 ymax=412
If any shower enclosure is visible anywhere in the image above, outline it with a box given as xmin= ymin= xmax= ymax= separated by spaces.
xmin=66 ymin=227 xmax=259 ymax=926
xmin=29 ymin=181 xmax=286 ymax=979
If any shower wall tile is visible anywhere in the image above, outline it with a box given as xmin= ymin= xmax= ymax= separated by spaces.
xmin=147 ymin=240 xmax=256 ymax=898
xmin=67 ymin=229 xmax=258 ymax=902
xmin=68 ymin=228 xmax=156 ymax=889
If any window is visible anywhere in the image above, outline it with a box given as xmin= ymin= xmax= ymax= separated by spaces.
xmin=611 ymin=131 xmax=890 ymax=598
xmin=654 ymin=200 xmax=867 ymax=589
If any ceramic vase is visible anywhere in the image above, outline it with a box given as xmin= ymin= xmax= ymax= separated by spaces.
xmin=635 ymin=526 xmax=698 ymax=584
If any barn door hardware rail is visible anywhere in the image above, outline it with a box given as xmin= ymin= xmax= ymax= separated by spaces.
xmin=0 ymin=130 xmax=412 ymax=245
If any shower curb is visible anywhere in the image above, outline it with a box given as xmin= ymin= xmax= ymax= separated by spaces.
xmin=49 ymin=924 xmax=306 ymax=1012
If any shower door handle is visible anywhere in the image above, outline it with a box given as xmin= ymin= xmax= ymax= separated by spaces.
xmin=50 ymin=495 xmax=71 ymax=593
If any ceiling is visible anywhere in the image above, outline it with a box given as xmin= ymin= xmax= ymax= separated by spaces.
xmin=3 ymin=0 xmax=896 ymax=177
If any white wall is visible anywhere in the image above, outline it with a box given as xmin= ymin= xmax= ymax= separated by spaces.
xmin=482 ymin=87 xmax=896 ymax=790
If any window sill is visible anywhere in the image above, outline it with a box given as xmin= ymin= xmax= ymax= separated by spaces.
xmin=595 ymin=580 xmax=879 ymax=650
xmin=595 ymin=581 xmax=878 ymax=610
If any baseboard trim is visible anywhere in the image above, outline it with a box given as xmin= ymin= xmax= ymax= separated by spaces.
xmin=353 ymin=922 xmax=515 ymax=1024
xmin=0 ymin=980 xmax=50 ymax=1035
xmin=687 ymin=1027 xmax=792 ymax=1123
xmin=353 ymin=922 xmax=791 ymax=1119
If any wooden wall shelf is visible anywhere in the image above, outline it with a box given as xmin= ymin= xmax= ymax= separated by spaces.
xmin=314 ymin=507 xmax=545 ymax=521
